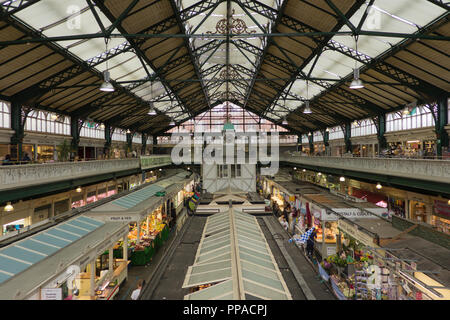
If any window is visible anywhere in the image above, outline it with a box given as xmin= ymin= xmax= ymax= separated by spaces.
xmin=112 ymin=129 xmax=127 ymax=142
xmin=80 ymin=122 xmax=105 ymax=139
xmin=329 ymin=126 xmax=344 ymax=140
xmin=166 ymin=102 xmax=288 ymax=134
xmin=132 ymin=133 xmax=142 ymax=144
xmin=218 ymin=165 xmax=228 ymax=178
xmin=25 ymin=110 xmax=70 ymax=135
xmin=0 ymin=101 xmax=10 ymax=129
xmin=386 ymin=105 xmax=435 ymax=132
xmin=351 ymin=119 xmax=377 ymax=137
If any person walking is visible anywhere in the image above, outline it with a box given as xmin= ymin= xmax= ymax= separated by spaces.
xmin=306 ymin=228 xmax=317 ymax=259
xmin=131 ymin=279 xmax=145 ymax=300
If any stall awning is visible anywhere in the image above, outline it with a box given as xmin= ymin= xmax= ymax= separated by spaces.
xmin=0 ymin=216 xmax=104 ymax=285
xmin=183 ymin=209 xmax=292 ymax=300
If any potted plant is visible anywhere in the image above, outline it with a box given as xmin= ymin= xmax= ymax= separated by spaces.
xmin=56 ymin=139 xmax=73 ymax=162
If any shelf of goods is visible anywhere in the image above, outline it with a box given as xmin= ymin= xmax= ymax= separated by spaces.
xmin=127 ymin=216 xmax=170 ymax=266
xmin=76 ymin=259 xmax=129 ymax=300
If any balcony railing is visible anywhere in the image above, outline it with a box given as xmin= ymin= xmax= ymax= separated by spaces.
xmin=0 ymin=155 xmax=173 ymax=191
xmin=281 ymin=153 xmax=450 ymax=184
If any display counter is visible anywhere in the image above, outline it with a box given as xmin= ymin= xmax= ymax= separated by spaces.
xmin=76 ymin=259 xmax=129 ymax=300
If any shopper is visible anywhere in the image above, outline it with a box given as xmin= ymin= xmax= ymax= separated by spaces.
xmin=131 ymin=279 xmax=144 ymax=300
xmin=2 ymin=154 xmax=12 ymax=165
xmin=306 ymin=229 xmax=317 ymax=259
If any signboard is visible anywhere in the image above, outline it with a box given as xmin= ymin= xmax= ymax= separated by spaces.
xmin=434 ymin=200 xmax=450 ymax=219
xmin=41 ymin=288 xmax=62 ymax=300
xmin=331 ymin=278 xmax=347 ymax=300
xmin=332 ymin=208 xmax=375 ymax=219
xmin=318 ymin=263 xmax=330 ymax=282
xmin=107 ymin=215 xmax=136 ymax=222
xmin=338 ymin=220 xmax=375 ymax=247
xmin=327 ymin=245 xmax=337 ymax=256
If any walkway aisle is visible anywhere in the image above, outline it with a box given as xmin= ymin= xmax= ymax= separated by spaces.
xmin=259 ymin=216 xmax=335 ymax=300
xmin=141 ymin=216 xmax=207 ymax=300
xmin=115 ymin=212 xmax=204 ymax=300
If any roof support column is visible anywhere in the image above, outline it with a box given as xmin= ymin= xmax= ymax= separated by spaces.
xmin=152 ymin=136 xmax=158 ymax=155
xmin=70 ymin=117 xmax=82 ymax=160
xmin=126 ymin=132 xmax=133 ymax=157
xmin=141 ymin=133 xmax=148 ymax=156
xmin=375 ymin=114 xmax=387 ymax=156
xmin=342 ymin=123 xmax=352 ymax=154
xmin=321 ymin=129 xmax=330 ymax=156
xmin=10 ymin=100 xmax=25 ymax=161
xmin=297 ymin=135 xmax=302 ymax=152
xmin=436 ymin=96 xmax=449 ymax=158
xmin=308 ymin=133 xmax=314 ymax=155
xmin=104 ymin=125 xmax=113 ymax=158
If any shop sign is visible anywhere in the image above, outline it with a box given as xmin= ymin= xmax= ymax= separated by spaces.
xmin=434 ymin=200 xmax=450 ymax=219
xmin=332 ymin=208 xmax=374 ymax=219
xmin=106 ymin=215 xmax=137 ymax=222
xmin=338 ymin=220 xmax=375 ymax=247
xmin=327 ymin=246 xmax=336 ymax=256
xmin=415 ymin=291 xmax=422 ymax=300
xmin=310 ymin=203 xmax=328 ymax=220
xmin=41 ymin=288 xmax=62 ymax=300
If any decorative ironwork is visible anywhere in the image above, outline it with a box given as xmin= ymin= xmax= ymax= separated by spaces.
xmin=219 ymin=67 xmax=239 ymax=80
xmin=206 ymin=9 xmax=256 ymax=35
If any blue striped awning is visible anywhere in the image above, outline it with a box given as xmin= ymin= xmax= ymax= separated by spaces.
xmin=0 ymin=216 xmax=104 ymax=285
xmin=111 ymin=184 xmax=165 ymax=209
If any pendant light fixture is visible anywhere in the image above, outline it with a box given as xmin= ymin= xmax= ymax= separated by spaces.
xmin=169 ymin=98 xmax=175 ymax=126
xmin=100 ymin=123 xmax=105 ymax=129
xmin=282 ymin=117 xmax=288 ymax=125
xmin=376 ymin=182 xmax=382 ymax=190
xmin=126 ymin=129 xmax=131 ymax=134
xmin=340 ymin=176 xmax=345 ymax=182
xmin=303 ymin=80 xmax=312 ymax=114
xmin=148 ymin=80 xmax=157 ymax=115
xmin=76 ymin=186 xmax=82 ymax=193
xmin=349 ymin=36 xmax=364 ymax=89
xmin=51 ymin=113 xmax=58 ymax=121
xmin=3 ymin=202 xmax=13 ymax=212
xmin=100 ymin=39 xmax=115 ymax=92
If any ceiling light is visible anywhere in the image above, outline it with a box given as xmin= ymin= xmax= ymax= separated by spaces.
xmin=326 ymin=127 xmax=330 ymax=132
xmin=293 ymin=167 xmax=297 ymax=170
xmin=448 ymin=199 xmax=450 ymax=205
xmin=126 ymin=129 xmax=131 ymax=134
xmin=318 ymin=172 xmax=322 ymax=176
xmin=51 ymin=114 xmax=58 ymax=121
xmin=340 ymin=176 xmax=345 ymax=182
xmin=76 ymin=186 xmax=82 ymax=193
xmin=282 ymin=118 xmax=288 ymax=125
xmin=303 ymin=100 xmax=312 ymax=114
xmin=169 ymin=119 xmax=175 ymax=126
xmin=100 ymin=123 xmax=105 ymax=129
xmin=100 ymin=71 xmax=114 ymax=92
xmin=148 ymin=107 xmax=157 ymax=116
xmin=349 ymin=36 xmax=364 ymax=90
xmin=349 ymin=70 xmax=364 ymax=89
xmin=159 ymin=168 xmax=162 ymax=171
xmin=302 ymin=169 xmax=306 ymax=172
xmin=4 ymin=202 xmax=13 ymax=212
xmin=376 ymin=182 xmax=382 ymax=190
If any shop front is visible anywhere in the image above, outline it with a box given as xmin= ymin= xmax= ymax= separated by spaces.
xmin=432 ymin=200 xmax=450 ymax=234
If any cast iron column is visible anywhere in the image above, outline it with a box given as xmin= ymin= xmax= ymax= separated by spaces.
xmin=10 ymin=101 xmax=25 ymax=161
xmin=436 ymin=96 xmax=449 ymax=158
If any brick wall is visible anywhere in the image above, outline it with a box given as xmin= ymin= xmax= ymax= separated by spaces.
xmin=392 ymin=215 xmax=450 ymax=250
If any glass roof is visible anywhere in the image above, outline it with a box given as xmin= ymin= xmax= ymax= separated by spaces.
xmin=5 ymin=0 xmax=447 ymax=128
xmin=278 ymin=0 xmax=447 ymax=115
xmin=183 ymin=208 xmax=291 ymax=300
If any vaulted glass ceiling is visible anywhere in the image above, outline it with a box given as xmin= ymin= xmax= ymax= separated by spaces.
xmin=0 ymin=0 xmax=448 ymax=136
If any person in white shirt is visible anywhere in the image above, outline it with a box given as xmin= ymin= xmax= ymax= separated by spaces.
xmin=131 ymin=280 xmax=144 ymax=300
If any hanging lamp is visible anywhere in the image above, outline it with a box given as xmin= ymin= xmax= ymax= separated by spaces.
xmin=303 ymin=81 xmax=312 ymax=113
xmin=349 ymin=36 xmax=364 ymax=89
xmin=100 ymin=39 xmax=114 ymax=92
